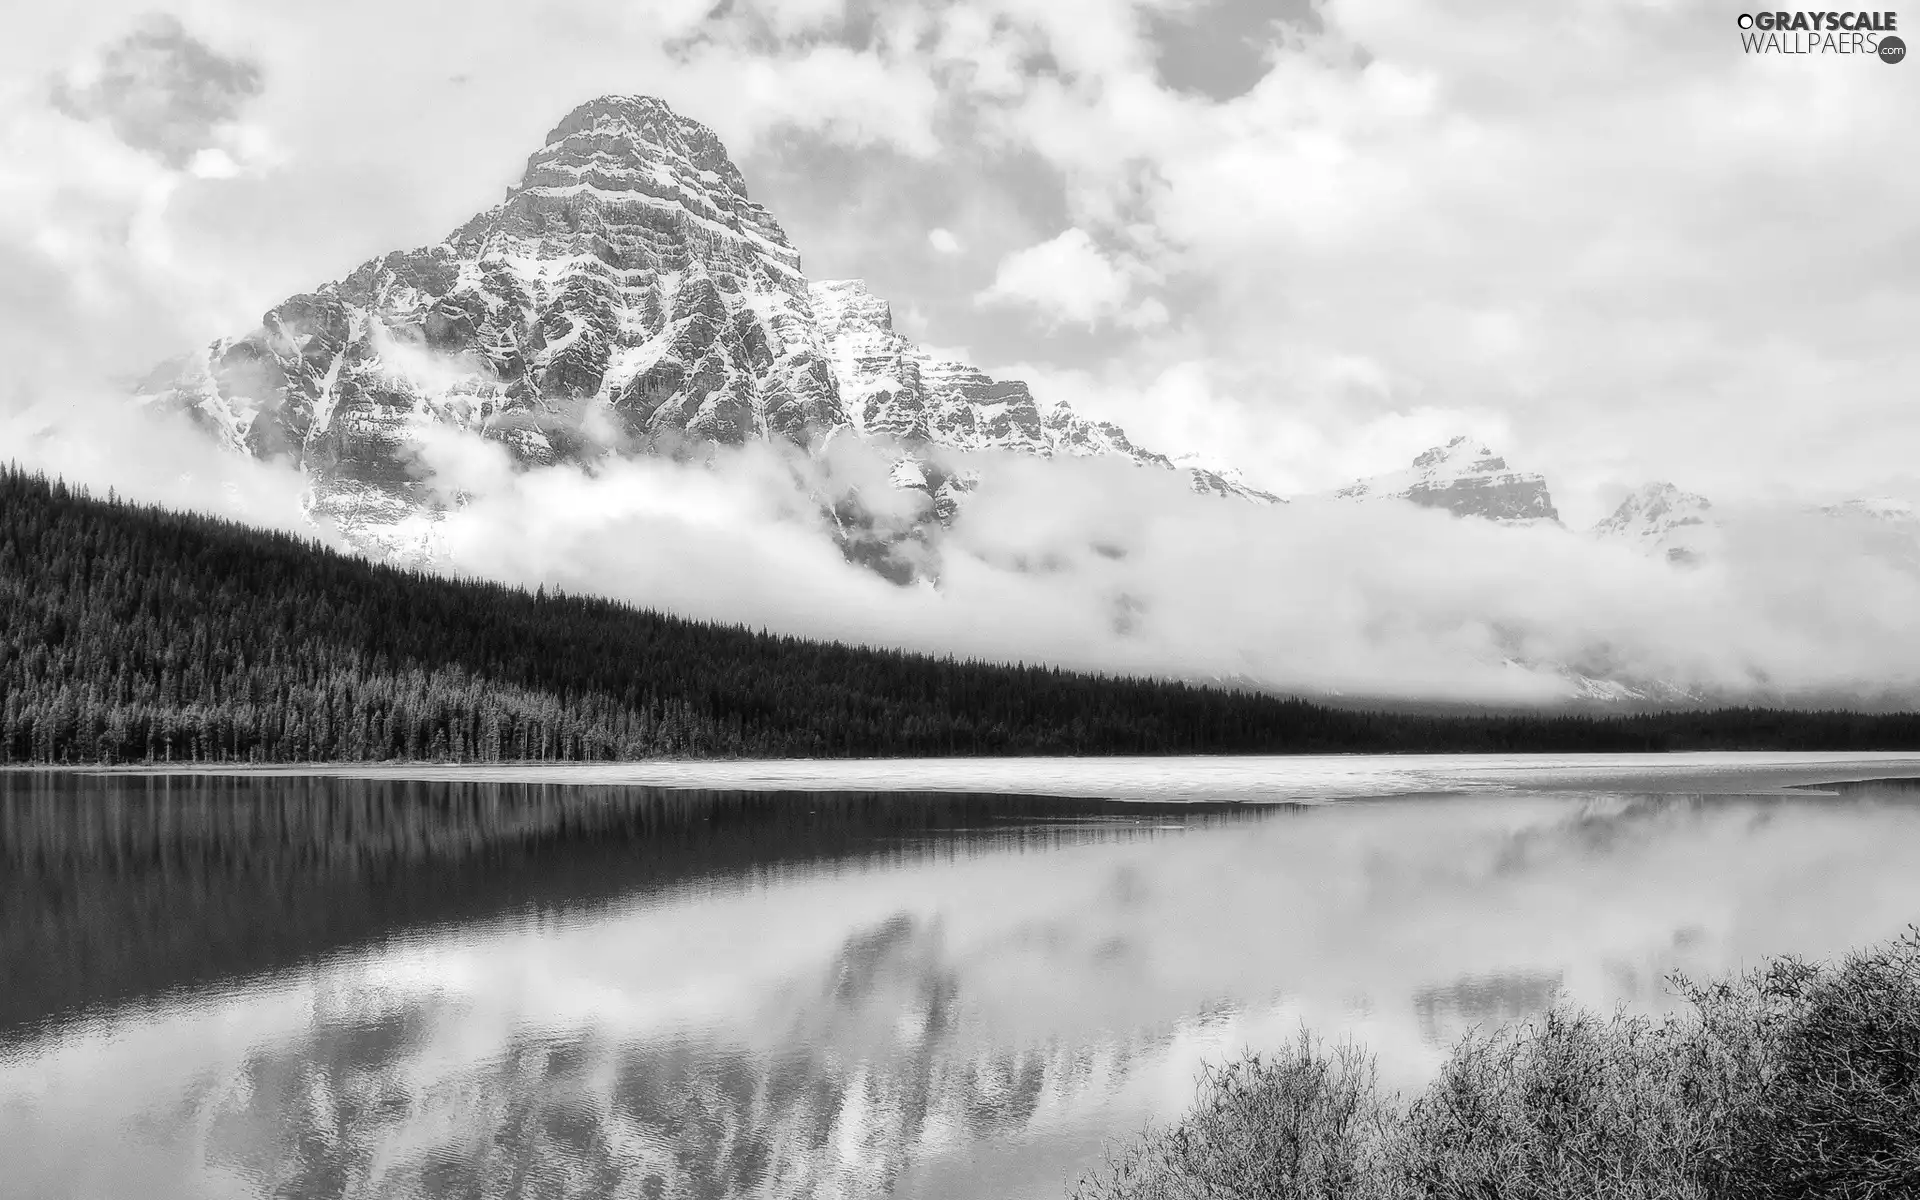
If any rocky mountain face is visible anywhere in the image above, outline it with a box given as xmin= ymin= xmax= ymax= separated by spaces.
xmin=140 ymin=96 xmax=842 ymax=550
xmin=1332 ymin=436 xmax=1560 ymax=523
xmin=136 ymin=95 xmax=1269 ymax=561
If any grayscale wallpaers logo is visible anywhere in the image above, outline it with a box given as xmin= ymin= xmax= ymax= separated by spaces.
xmin=1736 ymin=10 xmax=1904 ymax=57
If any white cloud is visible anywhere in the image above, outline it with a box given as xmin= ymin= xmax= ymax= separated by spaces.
xmin=956 ymin=0 xmax=1920 ymax=513
xmin=0 ymin=70 xmax=278 ymax=384
xmin=976 ymin=227 xmax=1166 ymax=329
xmin=673 ymin=44 xmax=947 ymax=158
xmin=2 ymin=390 xmax=317 ymax=538
xmin=352 ymin=435 xmax=1920 ymax=705
xmin=927 ymin=226 xmax=962 ymax=255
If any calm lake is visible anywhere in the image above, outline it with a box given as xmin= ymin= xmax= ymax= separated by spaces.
xmin=5 ymin=754 xmax=1920 ymax=1200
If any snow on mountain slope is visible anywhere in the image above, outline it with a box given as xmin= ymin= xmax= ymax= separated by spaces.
xmin=808 ymin=278 xmax=1279 ymax=504
xmin=1591 ymin=483 xmax=1718 ymax=565
xmin=1331 ymin=436 xmax=1559 ymax=523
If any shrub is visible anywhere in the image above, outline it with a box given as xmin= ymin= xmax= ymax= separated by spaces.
xmin=1070 ymin=930 xmax=1920 ymax=1200
xmin=1693 ymin=931 xmax=1920 ymax=1198
xmin=1390 ymin=1009 xmax=1707 ymax=1199
xmin=1071 ymin=1031 xmax=1391 ymax=1200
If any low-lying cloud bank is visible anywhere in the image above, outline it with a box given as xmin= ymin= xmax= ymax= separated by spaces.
xmin=338 ymin=424 xmax=1918 ymax=706
xmin=2 ymin=388 xmax=315 ymax=536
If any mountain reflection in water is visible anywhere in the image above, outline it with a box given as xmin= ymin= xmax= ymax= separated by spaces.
xmin=4 ymin=772 xmax=1920 ymax=1200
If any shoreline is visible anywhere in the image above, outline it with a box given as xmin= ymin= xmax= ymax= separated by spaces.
xmin=9 ymin=750 xmax=1920 ymax=803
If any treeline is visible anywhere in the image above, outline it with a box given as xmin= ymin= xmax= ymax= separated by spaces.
xmin=2 ymin=464 xmax=1918 ymax=763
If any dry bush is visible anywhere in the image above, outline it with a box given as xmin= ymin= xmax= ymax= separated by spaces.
xmin=1070 ymin=1029 xmax=1393 ymax=1200
xmin=1069 ymin=929 xmax=1920 ymax=1200
xmin=1388 ymin=1008 xmax=1708 ymax=1199
xmin=1689 ymin=929 xmax=1920 ymax=1198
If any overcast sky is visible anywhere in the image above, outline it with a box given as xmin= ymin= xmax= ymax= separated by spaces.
xmin=4 ymin=0 xmax=1917 ymax=526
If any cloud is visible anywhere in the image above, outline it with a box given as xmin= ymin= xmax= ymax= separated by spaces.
xmin=0 ymin=11 xmax=289 ymax=399
xmin=976 ymin=227 xmax=1167 ymax=329
xmin=1 ymin=14 xmax=310 ymax=529
xmin=927 ymin=226 xmax=962 ymax=255
xmin=48 ymin=13 xmax=264 ymax=168
xmin=295 ymin=424 xmax=1920 ymax=706
xmin=2 ymin=389 xmax=317 ymax=538
xmin=670 ymin=43 xmax=947 ymax=158
xmin=0 ymin=95 xmax=207 ymax=386
xmin=952 ymin=0 xmax=1920 ymax=517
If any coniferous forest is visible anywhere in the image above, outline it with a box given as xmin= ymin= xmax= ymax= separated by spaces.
xmin=3 ymin=464 xmax=1918 ymax=764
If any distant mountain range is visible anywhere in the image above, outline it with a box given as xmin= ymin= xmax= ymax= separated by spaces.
xmin=1583 ymin=482 xmax=1919 ymax=570
xmin=1328 ymin=440 xmax=1917 ymax=577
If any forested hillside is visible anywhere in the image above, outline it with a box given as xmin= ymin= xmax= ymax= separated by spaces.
xmin=3 ymin=466 xmax=1917 ymax=763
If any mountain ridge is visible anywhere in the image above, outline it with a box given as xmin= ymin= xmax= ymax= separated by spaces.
xmin=136 ymin=94 xmax=1275 ymax=565
xmin=134 ymin=92 xmax=1904 ymax=554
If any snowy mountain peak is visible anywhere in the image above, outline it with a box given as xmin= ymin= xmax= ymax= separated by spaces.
xmin=530 ymin=95 xmax=753 ymax=200
xmin=134 ymin=95 xmax=1274 ymax=560
xmin=1593 ymin=482 xmax=1714 ymax=538
xmin=1592 ymin=482 xmax=1717 ymax=565
xmin=1334 ymin=435 xmax=1558 ymax=523
xmin=1410 ymin=435 xmax=1503 ymax=473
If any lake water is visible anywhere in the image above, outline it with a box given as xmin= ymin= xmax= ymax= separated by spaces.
xmin=5 ymin=754 xmax=1920 ymax=1200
